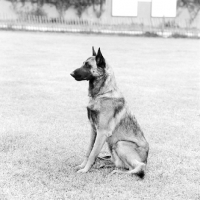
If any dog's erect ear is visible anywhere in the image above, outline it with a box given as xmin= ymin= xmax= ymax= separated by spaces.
xmin=96 ymin=48 xmax=105 ymax=68
xmin=92 ymin=46 xmax=96 ymax=56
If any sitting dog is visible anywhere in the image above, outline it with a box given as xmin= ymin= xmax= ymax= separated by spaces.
xmin=70 ymin=47 xmax=149 ymax=177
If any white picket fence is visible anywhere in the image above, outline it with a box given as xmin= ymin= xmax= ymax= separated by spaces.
xmin=0 ymin=14 xmax=199 ymax=38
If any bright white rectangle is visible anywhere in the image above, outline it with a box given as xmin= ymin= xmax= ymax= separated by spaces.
xmin=112 ymin=0 xmax=138 ymax=17
xmin=152 ymin=0 xmax=177 ymax=17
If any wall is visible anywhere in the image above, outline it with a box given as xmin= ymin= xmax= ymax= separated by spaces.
xmin=0 ymin=0 xmax=199 ymax=28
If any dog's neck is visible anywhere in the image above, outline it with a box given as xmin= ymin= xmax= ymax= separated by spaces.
xmin=88 ymin=66 xmax=118 ymax=98
xmin=88 ymin=75 xmax=108 ymax=98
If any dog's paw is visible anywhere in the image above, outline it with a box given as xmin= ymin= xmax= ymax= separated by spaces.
xmin=75 ymin=162 xmax=87 ymax=171
xmin=77 ymin=168 xmax=89 ymax=173
xmin=75 ymin=159 xmax=88 ymax=171
xmin=75 ymin=165 xmax=83 ymax=170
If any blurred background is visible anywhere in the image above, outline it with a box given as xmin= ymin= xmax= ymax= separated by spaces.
xmin=0 ymin=0 xmax=200 ymax=37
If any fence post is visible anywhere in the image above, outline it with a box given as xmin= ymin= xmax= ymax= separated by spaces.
xmin=162 ymin=16 xmax=165 ymax=36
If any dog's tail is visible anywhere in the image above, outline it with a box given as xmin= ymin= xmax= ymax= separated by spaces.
xmin=110 ymin=163 xmax=146 ymax=178
xmin=135 ymin=170 xmax=145 ymax=179
xmin=130 ymin=163 xmax=146 ymax=179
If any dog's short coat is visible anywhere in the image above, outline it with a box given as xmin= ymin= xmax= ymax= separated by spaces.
xmin=70 ymin=47 xmax=149 ymax=177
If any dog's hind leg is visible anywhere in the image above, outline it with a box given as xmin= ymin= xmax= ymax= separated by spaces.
xmin=110 ymin=141 xmax=147 ymax=178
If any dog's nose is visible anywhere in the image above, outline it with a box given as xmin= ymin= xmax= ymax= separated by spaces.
xmin=70 ymin=71 xmax=75 ymax=77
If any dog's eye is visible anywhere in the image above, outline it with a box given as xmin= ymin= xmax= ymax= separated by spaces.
xmin=84 ymin=62 xmax=91 ymax=69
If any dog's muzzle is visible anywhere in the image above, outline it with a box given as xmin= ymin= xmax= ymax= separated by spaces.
xmin=70 ymin=68 xmax=93 ymax=81
xmin=70 ymin=70 xmax=83 ymax=81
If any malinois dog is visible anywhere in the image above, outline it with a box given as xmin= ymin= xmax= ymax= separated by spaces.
xmin=70 ymin=47 xmax=149 ymax=177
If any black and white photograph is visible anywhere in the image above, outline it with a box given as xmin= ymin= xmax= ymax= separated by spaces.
xmin=0 ymin=0 xmax=200 ymax=199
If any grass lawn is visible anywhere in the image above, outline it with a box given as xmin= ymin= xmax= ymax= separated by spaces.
xmin=0 ymin=31 xmax=200 ymax=200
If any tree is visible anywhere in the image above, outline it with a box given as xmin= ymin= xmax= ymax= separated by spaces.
xmin=7 ymin=0 xmax=105 ymax=18
xmin=177 ymin=0 xmax=200 ymax=23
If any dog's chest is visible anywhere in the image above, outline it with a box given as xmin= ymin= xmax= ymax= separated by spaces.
xmin=87 ymin=107 xmax=99 ymax=125
xmin=87 ymin=98 xmax=100 ymax=125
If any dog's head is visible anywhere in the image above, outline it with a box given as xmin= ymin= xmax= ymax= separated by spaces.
xmin=70 ymin=47 xmax=106 ymax=81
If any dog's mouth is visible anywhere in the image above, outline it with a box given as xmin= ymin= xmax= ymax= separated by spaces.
xmin=73 ymin=77 xmax=86 ymax=81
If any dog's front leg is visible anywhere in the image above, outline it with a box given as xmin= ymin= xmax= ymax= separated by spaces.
xmin=77 ymin=131 xmax=107 ymax=173
xmin=75 ymin=125 xmax=97 ymax=170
